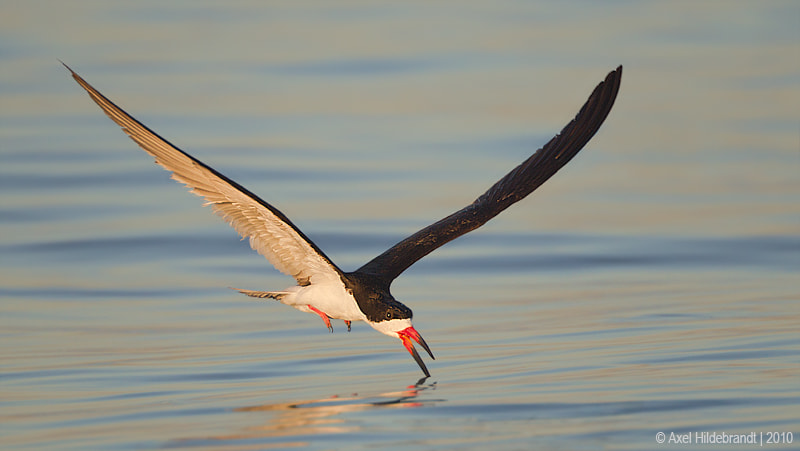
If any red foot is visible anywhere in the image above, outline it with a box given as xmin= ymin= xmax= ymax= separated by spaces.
xmin=307 ymin=305 xmax=333 ymax=332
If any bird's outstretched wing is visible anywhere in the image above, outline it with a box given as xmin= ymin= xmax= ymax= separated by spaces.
xmin=356 ymin=66 xmax=622 ymax=284
xmin=64 ymin=63 xmax=344 ymax=286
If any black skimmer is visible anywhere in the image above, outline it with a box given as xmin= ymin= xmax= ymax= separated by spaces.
xmin=64 ymin=62 xmax=621 ymax=377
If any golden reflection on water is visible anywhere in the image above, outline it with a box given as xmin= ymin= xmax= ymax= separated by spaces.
xmin=177 ymin=380 xmax=436 ymax=446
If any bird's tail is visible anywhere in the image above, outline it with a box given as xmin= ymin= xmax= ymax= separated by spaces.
xmin=230 ymin=287 xmax=289 ymax=300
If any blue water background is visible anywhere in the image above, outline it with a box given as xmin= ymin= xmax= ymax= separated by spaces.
xmin=2 ymin=2 xmax=798 ymax=449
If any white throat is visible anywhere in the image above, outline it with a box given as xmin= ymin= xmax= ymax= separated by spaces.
xmin=367 ymin=318 xmax=413 ymax=338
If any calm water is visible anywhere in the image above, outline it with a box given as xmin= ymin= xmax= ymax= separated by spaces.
xmin=2 ymin=2 xmax=799 ymax=450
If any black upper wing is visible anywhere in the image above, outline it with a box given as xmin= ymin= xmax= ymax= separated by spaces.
xmin=355 ymin=66 xmax=622 ymax=284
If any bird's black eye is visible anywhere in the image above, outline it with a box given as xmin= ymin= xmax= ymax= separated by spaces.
xmin=385 ymin=311 xmax=393 ymax=320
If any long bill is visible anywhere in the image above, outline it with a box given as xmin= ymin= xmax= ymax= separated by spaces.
xmin=398 ymin=326 xmax=435 ymax=377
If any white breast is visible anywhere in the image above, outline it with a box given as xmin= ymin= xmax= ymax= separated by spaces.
xmin=278 ymin=283 xmax=366 ymax=322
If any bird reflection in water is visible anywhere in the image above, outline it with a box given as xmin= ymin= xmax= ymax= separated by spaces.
xmin=172 ymin=378 xmax=437 ymax=447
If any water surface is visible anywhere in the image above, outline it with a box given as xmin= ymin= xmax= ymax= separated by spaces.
xmin=2 ymin=2 xmax=798 ymax=450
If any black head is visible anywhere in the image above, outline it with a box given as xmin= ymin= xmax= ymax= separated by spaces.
xmin=344 ymin=272 xmax=412 ymax=323
xmin=343 ymin=271 xmax=434 ymax=377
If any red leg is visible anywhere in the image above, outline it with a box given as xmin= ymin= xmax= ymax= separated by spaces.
xmin=344 ymin=320 xmax=351 ymax=332
xmin=307 ymin=305 xmax=333 ymax=333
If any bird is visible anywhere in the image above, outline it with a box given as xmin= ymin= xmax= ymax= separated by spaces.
xmin=64 ymin=62 xmax=621 ymax=377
